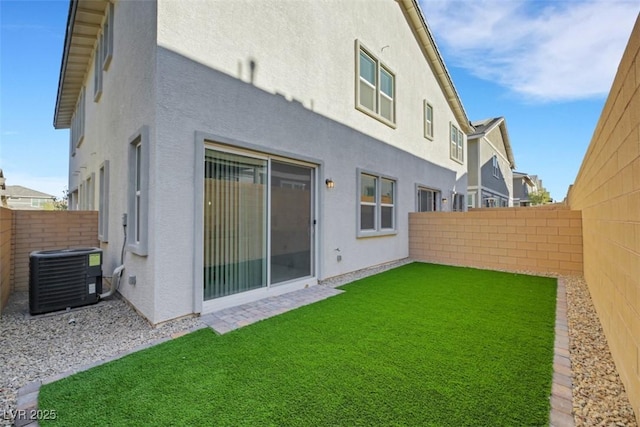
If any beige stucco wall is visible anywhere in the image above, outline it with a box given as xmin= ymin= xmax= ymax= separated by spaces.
xmin=567 ymin=15 xmax=640 ymax=419
xmin=409 ymin=206 xmax=583 ymax=276
xmin=0 ymin=207 xmax=14 ymax=314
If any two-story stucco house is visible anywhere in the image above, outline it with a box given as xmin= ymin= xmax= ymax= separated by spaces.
xmin=466 ymin=117 xmax=515 ymax=208
xmin=512 ymin=171 xmax=539 ymax=206
xmin=53 ymin=0 xmax=471 ymax=324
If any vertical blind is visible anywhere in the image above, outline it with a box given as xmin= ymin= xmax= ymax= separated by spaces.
xmin=204 ymin=150 xmax=267 ymax=300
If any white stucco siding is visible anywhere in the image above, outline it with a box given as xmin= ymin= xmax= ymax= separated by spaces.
xmin=144 ymin=0 xmax=469 ymax=323
xmin=68 ymin=0 xmax=159 ymax=321
xmin=156 ymin=0 xmax=466 ymax=179
xmin=153 ymin=42 xmax=465 ymax=322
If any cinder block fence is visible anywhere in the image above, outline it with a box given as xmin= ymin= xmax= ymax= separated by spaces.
xmin=0 ymin=207 xmax=99 ymax=314
xmin=409 ymin=205 xmax=583 ymax=276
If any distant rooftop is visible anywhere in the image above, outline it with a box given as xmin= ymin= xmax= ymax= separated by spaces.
xmin=4 ymin=185 xmax=56 ymax=199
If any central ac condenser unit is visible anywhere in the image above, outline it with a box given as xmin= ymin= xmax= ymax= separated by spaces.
xmin=29 ymin=248 xmax=103 ymax=315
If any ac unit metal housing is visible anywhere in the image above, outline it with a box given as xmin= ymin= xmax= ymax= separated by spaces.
xmin=29 ymin=248 xmax=103 ymax=315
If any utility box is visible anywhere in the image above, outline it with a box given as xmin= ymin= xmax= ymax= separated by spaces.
xmin=29 ymin=248 xmax=103 ymax=315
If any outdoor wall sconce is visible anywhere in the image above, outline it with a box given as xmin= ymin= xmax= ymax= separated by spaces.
xmin=442 ymin=198 xmax=448 ymax=204
xmin=325 ymin=178 xmax=335 ymax=189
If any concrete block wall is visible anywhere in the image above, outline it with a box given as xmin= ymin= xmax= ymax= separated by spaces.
xmin=0 ymin=207 xmax=14 ymax=314
xmin=409 ymin=206 xmax=583 ymax=276
xmin=567 ymin=15 xmax=640 ymax=419
xmin=11 ymin=210 xmax=99 ymax=292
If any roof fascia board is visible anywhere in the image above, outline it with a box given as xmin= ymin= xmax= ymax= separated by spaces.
xmin=53 ymin=0 xmax=78 ymax=129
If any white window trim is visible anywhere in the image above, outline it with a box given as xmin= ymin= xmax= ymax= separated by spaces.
xmin=450 ymin=122 xmax=464 ymax=163
xmin=355 ymin=40 xmax=396 ymax=128
xmin=415 ymin=184 xmax=441 ymax=212
xmin=467 ymin=192 xmax=476 ymax=209
xmin=424 ymin=100 xmax=434 ymax=140
xmin=492 ymin=155 xmax=500 ymax=178
xmin=127 ymin=126 xmax=149 ymax=256
xmin=99 ymin=161 xmax=110 ymax=242
xmin=357 ymin=169 xmax=397 ymax=238
xmin=452 ymin=192 xmax=465 ymax=212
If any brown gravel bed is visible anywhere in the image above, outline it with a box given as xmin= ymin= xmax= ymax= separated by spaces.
xmin=565 ymin=275 xmax=638 ymax=426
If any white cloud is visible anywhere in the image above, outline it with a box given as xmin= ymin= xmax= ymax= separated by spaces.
xmin=421 ymin=0 xmax=639 ymax=102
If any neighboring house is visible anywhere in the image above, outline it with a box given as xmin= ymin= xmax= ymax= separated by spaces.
xmin=0 ymin=169 xmax=6 ymax=207
xmin=466 ymin=117 xmax=515 ymax=208
xmin=53 ymin=0 xmax=471 ymax=324
xmin=4 ymin=185 xmax=56 ymax=210
xmin=512 ymin=172 xmax=538 ymax=206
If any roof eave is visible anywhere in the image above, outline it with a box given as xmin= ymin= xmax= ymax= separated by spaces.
xmin=53 ymin=0 xmax=78 ymax=129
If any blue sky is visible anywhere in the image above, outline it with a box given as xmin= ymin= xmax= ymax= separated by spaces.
xmin=1 ymin=1 xmax=638 ymax=201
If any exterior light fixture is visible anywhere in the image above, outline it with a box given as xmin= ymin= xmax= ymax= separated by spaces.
xmin=325 ymin=178 xmax=335 ymax=189
xmin=442 ymin=198 xmax=448 ymax=204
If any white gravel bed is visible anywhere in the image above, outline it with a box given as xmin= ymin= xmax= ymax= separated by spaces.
xmin=0 ymin=292 xmax=203 ymax=427
xmin=565 ymin=275 xmax=638 ymax=426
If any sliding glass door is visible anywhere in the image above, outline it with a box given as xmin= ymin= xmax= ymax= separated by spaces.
xmin=270 ymin=161 xmax=313 ymax=285
xmin=204 ymin=148 xmax=315 ymax=300
xmin=204 ymin=150 xmax=268 ymax=300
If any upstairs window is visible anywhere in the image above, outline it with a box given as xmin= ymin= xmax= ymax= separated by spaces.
xmin=424 ymin=101 xmax=433 ymax=139
xmin=492 ymin=155 xmax=500 ymax=178
xmin=356 ymin=41 xmax=395 ymax=127
xmin=94 ymin=3 xmax=114 ymax=102
xmin=450 ymin=123 xmax=464 ymax=163
xmin=70 ymin=87 xmax=85 ymax=154
xmin=101 ymin=3 xmax=114 ymax=70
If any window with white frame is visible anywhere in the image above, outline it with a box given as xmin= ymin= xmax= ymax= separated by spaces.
xmin=356 ymin=41 xmax=395 ymax=126
xmin=450 ymin=123 xmax=464 ymax=163
xmin=358 ymin=171 xmax=396 ymax=236
xmin=127 ymin=127 xmax=149 ymax=255
xmin=94 ymin=3 xmax=113 ymax=102
xmin=70 ymin=87 xmax=85 ymax=154
xmin=467 ymin=193 xmax=475 ymax=209
xmin=492 ymin=155 xmax=500 ymax=178
xmin=417 ymin=187 xmax=438 ymax=212
xmin=99 ymin=161 xmax=109 ymax=242
xmin=452 ymin=193 xmax=465 ymax=212
xmin=424 ymin=101 xmax=434 ymax=139
xmin=101 ymin=3 xmax=113 ymax=70
xmin=94 ymin=40 xmax=103 ymax=101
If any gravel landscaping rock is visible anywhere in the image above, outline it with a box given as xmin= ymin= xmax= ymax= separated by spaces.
xmin=565 ymin=275 xmax=637 ymax=427
xmin=0 ymin=292 xmax=203 ymax=427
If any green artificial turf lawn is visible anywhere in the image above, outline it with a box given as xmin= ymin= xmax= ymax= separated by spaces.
xmin=39 ymin=263 xmax=557 ymax=426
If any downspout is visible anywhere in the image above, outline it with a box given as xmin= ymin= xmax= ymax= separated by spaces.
xmin=100 ymin=215 xmax=127 ymax=299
